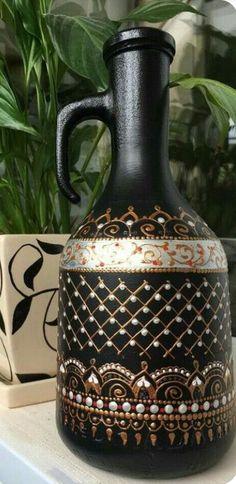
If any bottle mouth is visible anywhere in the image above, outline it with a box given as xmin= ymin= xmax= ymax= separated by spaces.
xmin=103 ymin=27 xmax=176 ymax=65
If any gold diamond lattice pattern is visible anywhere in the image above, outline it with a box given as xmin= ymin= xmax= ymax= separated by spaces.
xmin=59 ymin=273 xmax=231 ymax=360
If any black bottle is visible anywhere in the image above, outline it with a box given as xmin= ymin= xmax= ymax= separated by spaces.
xmin=56 ymin=28 xmax=235 ymax=478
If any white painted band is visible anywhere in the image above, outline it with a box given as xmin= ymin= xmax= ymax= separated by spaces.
xmin=60 ymin=238 xmax=227 ymax=272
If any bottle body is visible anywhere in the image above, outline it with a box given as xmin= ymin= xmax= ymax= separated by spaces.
xmin=56 ymin=28 xmax=235 ymax=478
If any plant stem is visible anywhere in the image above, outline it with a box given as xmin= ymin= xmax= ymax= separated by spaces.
xmin=81 ymin=123 xmax=106 ymax=176
xmin=58 ymin=192 xmax=71 ymax=233
xmin=86 ymin=154 xmax=111 ymax=214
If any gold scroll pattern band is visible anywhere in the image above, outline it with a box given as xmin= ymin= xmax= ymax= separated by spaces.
xmin=60 ymin=239 xmax=227 ymax=273
xmin=57 ymin=356 xmax=235 ymax=447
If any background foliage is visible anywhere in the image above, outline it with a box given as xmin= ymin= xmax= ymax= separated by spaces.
xmin=0 ymin=0 xmax=236 ymax=234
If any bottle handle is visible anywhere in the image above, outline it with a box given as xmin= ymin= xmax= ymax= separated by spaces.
xmin=56 ymin=92 xmax=111 ymax=203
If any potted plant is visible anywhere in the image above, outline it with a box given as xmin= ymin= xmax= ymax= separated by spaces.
xmin=1 ymin=0 xmax=236 ymax=407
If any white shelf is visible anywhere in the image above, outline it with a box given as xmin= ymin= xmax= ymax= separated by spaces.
xmin=0 ymin=340 xmax=236 ymax=484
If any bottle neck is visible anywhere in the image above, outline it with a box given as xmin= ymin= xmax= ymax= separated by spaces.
xmin=98 ymin=47 xmax=176 ymax=206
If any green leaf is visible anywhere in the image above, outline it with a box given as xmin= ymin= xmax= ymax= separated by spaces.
xmin=170 ymin=74 xmax=236 ymax=142
xmin=14 ymin=0 xmax=40 ymax=38
xmin=45 ymin=14 xmax=117 ymax=89
xmin=0 ymin=58 xmax=38 ymax=135
xmin=122 ymin=0 xmax=203 ymax=23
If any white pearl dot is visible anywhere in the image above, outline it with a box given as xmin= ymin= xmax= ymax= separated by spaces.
xmin=68 ymin=302 xmax=72 ymax=307
xmin=76 ymin=393 xmax=82 ymax=403
xmin=222 ymin=396 xmax=227 ymax=405
xmin=165 ymin=404 xmax=173 ymax=414
xmin=120 ymin=306 xmax=126 ymax=313
xmin=69 ymin=391 xmax=73 ymax=400
xmin=119 ymin=329 xmax=126 ymax=335
xmin=110 ymin=318 xmax=115 ymax=324
xmin=164 ymin=329 xmax=169 ymax=335
xmin=62 ymin=387 xmax=66 ymax=396
xmin=122 ymin=402 xmax=131 ymax=412
xmin=85 ymin=397 xmax=93 ymax=407
xmin=136 ymin=403 xmax=145 ymax=413
xmin=145 ymin=284 xmax=151 ymax=291
xmin=155 ymin=293 xmax=161 ymax=301
xmin=99 ymin=305 xmax=105 ymax=311
xmin=187 ymin=329 xmax=192 ymax=335
xmin=89 ymin=316 xmax=94 ymax=322
xmin=99 ymin=283 xmax=105 ymax=289
xmin=74 ymin=291 xmax=79 ymax=297
xmin=213 ymin=399 xmax=219 ymax=409
xmin=143 ymin=307 xmax=149 ymax=313
xmin=90 ymin=292 xmax=95 ymax=298
xmin=166 ymin=305 xmax=171 ymax=312
xmin=150 ymin=404 xmax=159 ymax=414
xmin=74 ymin=314 xmax=78 ymax=320
xmin=206 ymin=304 xmax=210 ymax=309
xmin=198 ymin=341 xmax=203 ymax=347
xmin=196 ymin=292 xmax=201 ymax=298
xmin=82 ymin=304 xmax=86 ymax=311
xmin=197 ymin=316 xmax=202 ymax=321
xmin=63 ymin=312 xmax=66 ymax=317
xmin=130 ymin=340 xmax=135 ymax=346
xmin=98 ymin=329 xmax=104 ymax=335
xmin=80 ymin=327 xmax=85 ymax=333
xmin=176 ymin=293 xmax=181 ymax=300
xmin=96 ymin=399 xmax=103 ymax=409
xmin=109 ymin=401 xmax=118 ymax=411
xmin=130 ymin=296 xmax=137 ymax=302
xmin=177 ymin=342 xmax=182 ymax=348
xmin=132 ymin=318 xmax=138 ymax=325
xmin=191 ymin=403 xmax=199 ymax=413
xmin=187 ymin=305 xmax=192 ymax=311
xmin=68 ymin=325 xmax=71 ymax=330
xmin=204 ymin=281 xmax=208 ymax=287
xmin=88 ymin=341 xmax=93 ymax=347
xmin=107 ymin=341 xmax=112 ymax=347
xmin=141 ymin=328 xmax=148 ymax=336
xmin=203 ymin=401 xmax=210 ymax=411
xmin=186 ymin=283 xmax=192 ymax=288
xmin=178 ymin=403 xmax=187 ymax=414
xmin=109 ymin=295 xmax=115 ymax=301
xmin=73 ymin=337 xmax=76 ymax=342
xmin=157 ymin=217 xmax=165 ymax=223
xmin=63 ymin=334 xmax=66 ymax=339
xmin=206 ymin=329 xmax=210 ymax=334
xmin=153 ymin=341 xmax=159 ymax=347
xmin=119 ymin=284 xmax=125 ymax=290
xmin=176 ymin=317 xmax=182 ymax=322
xmin=81 ymin=280 xmax=85 ymax=286
xmin=153 ymin=317 xmax=160 ymax=324
xmin=165 ymin=283 xmax=171 ymax=290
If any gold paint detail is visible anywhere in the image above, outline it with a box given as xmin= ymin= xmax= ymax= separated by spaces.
xmin=72 ymin=206 xmax=216 ymax=241
xmin=120 ymin=431 xmax=128 ymax=446
xmin=59 ymin=275 xmax=232 ymax=360
xmin=57 ymin=355 xmax=235 ymax=446
xmin=135 ymin=433 xmax=142 ymax=446
xmin=61 ymin=238 xmax=226 ymax=272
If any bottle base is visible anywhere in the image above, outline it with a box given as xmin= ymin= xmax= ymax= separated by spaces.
xmin=57 ymin=418 xmax=235 ymax=479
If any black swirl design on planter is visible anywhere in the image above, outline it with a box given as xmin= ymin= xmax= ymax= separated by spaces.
xmin=16 ymin=372 xmax=52 ymax=383
xmin=8 ymin=241 xmax=63 ymax=351
xmin=0 ymin=260 xmax=5 ymax=335
xmin=0 ymin=337 xmax=13 ymax=383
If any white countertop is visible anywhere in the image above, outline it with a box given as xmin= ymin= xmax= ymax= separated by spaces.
xmin=0 ymin=340 xmax=236 ymax=484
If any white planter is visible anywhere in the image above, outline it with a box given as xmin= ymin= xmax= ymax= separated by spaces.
xmin=0 ymin=234 xmax=68 ymax=406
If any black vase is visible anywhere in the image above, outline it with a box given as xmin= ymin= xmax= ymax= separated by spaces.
xmin=56 ymin=28 xmax=235 ymax=478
